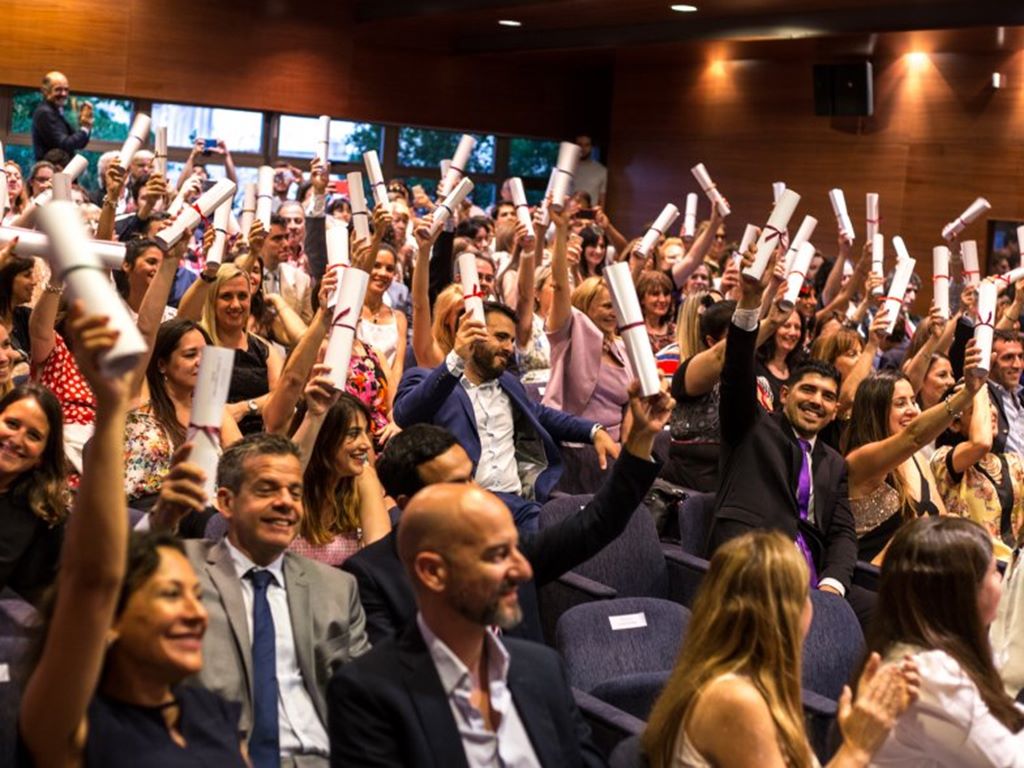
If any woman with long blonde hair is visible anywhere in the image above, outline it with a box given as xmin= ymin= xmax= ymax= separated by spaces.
xmin=644 ymin=530 xmax=914 ymax=768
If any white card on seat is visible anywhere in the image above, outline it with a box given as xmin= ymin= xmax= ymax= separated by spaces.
xmin=608 ymin=612 xmax=648 ymax=631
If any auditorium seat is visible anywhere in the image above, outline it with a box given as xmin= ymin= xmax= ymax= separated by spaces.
xmin=676 ymin=491 xmax=714 ymax=558
xmin=0 ymin=591 xmax=40 ymax=765
xmin=552 ymin=445 xmax=614 ymax=496
xmin=609 ymin=734 xmax=647 ymax=768
xmin=573 ymin=687 xmax=646 ymax=759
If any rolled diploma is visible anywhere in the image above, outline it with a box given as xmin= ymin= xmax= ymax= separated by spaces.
xmin=772 ymin=182 xmax=786 ymax=204
xmin=866 ymin=193 xmax=880 ymax=241
xmin=317 ymin=115 xmax=331 ymax=165
xmin=604 ymin=261 xmax=660 ymax=397
xmin=973 ymin=281 xmax=997 ymax=373
xmin=439 ymin=134 xmax=476 ymax=198
xmin=206 ymin=201 xmax=231 ymax=268
xmin=157 ymin=179 xmax=236 ymax=248
xmin=637 ymin=204 xmax=680 ymax=258
xmin=430 ymin=178 xmax=474 ymax=237
xmin=997 ymin=266 xmax=1024 ymax=288
xmin=781 ymin=242 xmax=816 ymax=311
xmin=63 ymin=154 xmax=89 ymax=182
xmin=0 ymin=141 xmax=7 ymax=213
xmin=0 ymin=225 xmax=125 ymax=270
xmin=961 ymin=240 xmax=980 ymax=286
xmin=690 ymin=163 xmax=730 ymax=217
xmin=742 ymin=189 xmax=800 ymax=282
xmin=37 ymin=202 xmax=147 ymax=376
xmin=167 ymin=184 xmax=187 ymax=217
xmin=781 ymin=215 xmax=817 ymax=274
xmin=458 ymin=251 xmax=485 ymax=324
xmin=1017 ymin=225 xmax=1024 ymax=258
xmin=738 ymin=224 xmax=759 ymax=256
xmin=942 ymin=197 xmax=991 ymax=240
xmin=153 ymin=126 xmax=168 ymax=178
xmin=325 ymin=268 xmax=370 ymax=390
xmin=538 ymin=169 xmax=557 ymax=227
xmin=256 ymin=166 xmax=274 ymax=229
xmin=871 ymin=233 xmax=885 ymax=296
xmin=892 ymin=236 xmax=912 ymax=264
xmin=186 ymin=346 xmax=234 ymax=497
xmin=509 ymin=177 xmax=533 ymax=233
xmin=933 ymin=246 xmax=950 ymax=320
xmin=239 ymin=183 xmax=257 ymax=239
xmin=51 ymin=173 xmax=72 ymax=201
xmin=362 ymin=150 xmax=388 ymax=209
xmin=347 ymin=172 xmax=371 ymax=241
xmin=549 ymin=142 xmax=580 ymax=212
xmin=325 ymin=217 xmax=350 ymax=270
xmin=828 ymin=188 xmax=854 ymax=240
xmin=118 ymin=113 xmax=151 ymax=168
xmin=683 ymin=193 xmax=698 ymax=238
xmin=883 ymin=257 xmax=916 ymax=335
xmin=32 ymin=190 xmax=52 ymax=207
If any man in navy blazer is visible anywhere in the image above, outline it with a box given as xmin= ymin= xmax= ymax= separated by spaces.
xmin=327 ymin=482 xmax=604 ymax=768
xmin=394 ymin=302 xmax=619 ymax=530
xmin=31 ymin=71 xmax=93 ymax=160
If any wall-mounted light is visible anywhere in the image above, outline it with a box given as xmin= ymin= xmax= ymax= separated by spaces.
xmin=992 ymin=72 xmax=1005 ymax=89
xmin=905 ymin=51 xmax=929 ymax=71
xmin=498 ymin=19 xmax=522 ymax=27
xmin=670 ymin=4 xmax=699 ymax=12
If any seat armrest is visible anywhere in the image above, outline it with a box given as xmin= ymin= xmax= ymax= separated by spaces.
xmin=573 ymin=686 xmax=646 ymax=757
xmin=663 ymin=545 xmax=709 ymax=608
xmin=557 ymin=571 xmax=618 ymax=600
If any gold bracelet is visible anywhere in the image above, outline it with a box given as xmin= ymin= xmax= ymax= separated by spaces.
xmin=102 ymin=196 xmax=117 ymax=209
xmin=43 ymin=283 xmax=63 ymax=295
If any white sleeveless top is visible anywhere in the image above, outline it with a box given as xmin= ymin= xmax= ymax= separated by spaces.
xmin=357 ymin=318 xmax=399 ymax=368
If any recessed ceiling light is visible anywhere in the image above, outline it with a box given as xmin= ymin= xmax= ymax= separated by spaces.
xmin=498 ymin=19 xmax=522 ymax=27
xmin=671 ymin=4 xmax=698 ymax=11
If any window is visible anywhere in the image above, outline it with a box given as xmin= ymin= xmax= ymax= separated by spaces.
xmin=11 ymin=87 xmax=134 ymax=143
xmin=277 ymin=115 xmax=383 ymax=163
xmin=508 ymin=138 xmax=559 ymax=179
xmin=151 ymin=103 xmax=263 ymax=153
xmin=397 ymin=128 xmax=495 ymax=175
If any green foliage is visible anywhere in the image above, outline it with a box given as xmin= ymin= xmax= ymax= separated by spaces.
xmin=508 ymin=138 xmax=558 ymax=179
xmin=10 ymin=88 xmax=132 ymax=142
xmin=397 ymin=128 xmax=495 ymax=174
xmin=347 ymin=123 xmax=384 ymax=162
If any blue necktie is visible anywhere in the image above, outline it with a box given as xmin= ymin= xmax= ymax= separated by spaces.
xmin=795 ymin=439 xmax=819 ymax=585
xmin=247 ymin=568 xmax=280 ymax=768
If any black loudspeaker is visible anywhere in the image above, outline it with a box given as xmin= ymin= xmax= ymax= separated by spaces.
xmin=813 ymin=62 xmax=873 ymax=117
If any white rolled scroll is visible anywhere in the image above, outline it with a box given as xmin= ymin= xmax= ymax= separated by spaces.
xmin=690 ymin=163 xmax=730 ymax=217
xmin=256 ymin=166 xmax=274 ymax=229
xmin=738 ymin=224 xmax=759 ymax=257
xmin=1018 ymin=225 xmax=1024 ymax=258
xmin=239 ymin=183 xmax=257 ymax=240
xmin=683 ymin=193 xmax=698 ymax=238
xmin=892 ymin=236 xmax=912 ymax=265
xmin=317 ymin=115 xmax=331 ymax=165
xmin=37 ymin=202 xmax=147 ymax=376
xmin=118 ymin=113 xmax=151 ymax=168
xmin=362 ymin=150 xmax=388 ymax=209
xmin=206 ymin=201 xmax=231 ymax=268
xmin=0 ymin=141 xmax=8 ymax=214
xmin=0 ymin=225 xmax=125 ymax=270
xmin=772 ymin=181 xmax=786 ymax=205
xmin=742 ymin=189 xmax=800 ymax=282
xmin=153 ymin=126 xmax=168 ymax=178
xmin=538 ymin=169 xmax=557 ymax=227
xmin=325 ymin=217 xmax=350 ymax=270
xmin=509 ymin=177 xmax=533 ymax=233
xmin=781 ymin=242 xmax=816 ymax=312
xmin=51 ymin=173 xmax=72 ymax=202
xmin=828 ymin=188 xmax=855 ymax=240
xmin=865 ymin=193 xmax=880 ymax=241
xmin=186 ymin=345 xmax=234 ymax=497
xmin=933 ymin=246 xmax=950 ymax=320
xmin=63 ymin=154 xmax=89 ymax=182
xmin=780 ymin=215 xmax=817 ymax=275
xmin=439 ymin=134 xmax=476 ymax=198
xmin=973 ymin=281 xmax=997 ymax=373
xmin=347 ymin=172 xmax=371 ymax=241
xmin=604 ymin=261 xmax=660 ymax=397
xmin=157 ymin=178 xmax=236 ymax=249
xmin=942 ymin=197 xmax=991 ymax=241
xmin=32 ymin=190 xmax=53 ymax=207
xmin=637 ymin=204 xmax=680 ymax=258
xmin=871 ymin=233 xmax=885 ymax=296
xmin=325 ymin=267 xmax=370 ymax=390
xmin=997 ymin=266 xmax=1024 ymax=288
xmin=458 ymin=251 xmax=486 ymax=323
xmin=549 ymin=142 xmax=580 ymax=212
xmin=961 ymin=240 xmax=980 ymax=286
xmin=882 ymin=257 xmax=916 ymax=335
xmin=430 ymin=177 xmax=474 ymax=237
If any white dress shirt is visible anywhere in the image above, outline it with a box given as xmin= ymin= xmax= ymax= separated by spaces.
xmin=417 ymin=614 xmax=541 ymax=768
xmin=871 ymin=645 xmax=1024 ymax=767
xmin=225 ymin=540 xmax=329 ymax=758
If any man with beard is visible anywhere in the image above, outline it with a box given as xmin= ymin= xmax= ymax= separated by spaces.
xmin=32 ymin=71 xmax=93 ymax=160
xmin=326 ymin=482 xmax=604 ymax=768
xmin=394 ymin=302 xmax=618 ymax=531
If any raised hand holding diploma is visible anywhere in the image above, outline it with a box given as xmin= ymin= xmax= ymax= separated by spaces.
xmin=240 ymin=183 xmax=257 ymax=240
xmin=691 ymin=162 xmax=731 ymax=217
xmin=347 ymin=171 xmax=372 ymax=241
xmin=325 ymin=267 xmax=370 ymax=390
xmin=961 ymin=240 xmax=981 ymax=286
xmin=682 ymin=193 xmax=698 ymax=238
xmin=63 ymin=154 xmax=89 ymax=183
xmin=871 ymin=233 xmax=885 ymax=296
xmin=430 ymin=177 xmax=474 ymax=237
xmin=828 ymin=188 xmax=855 ymax=240
xmin=883 ymin=253 xmax=917 ymax=335
xmin=363 ymin=150 xmax=389 ymax=209
xmin=781 ymin=242 xmax=816 ymax=311
xmin=942 ymin=197 xmax=991 ymax=241
xmin=780 ymin=215 xmax=817 ymax=274
xmin=438 ymin=134 xmax=476 ymax=198
xmin=206 ymin=201 xmax=231 ymax=268
xmin=317 ymin=115 xmax=331 ymax=165
xmin=605 ymin=261 xmax=661 ymax=397
xmin=458 ymin=251 xmax=486 ymax=323
xmin=118 ymin=113 xmax=151 ymax=169
xmin=157 ymin=178 xmax=236 ymax=248
xmin=187 ymin=346 xmax=234 ymax=497
xmin=549 ymin=142 xmax=581 ymax=212
xmin=973 ymin=282 xmax=997 ymax=373
xmin=153 ymin=125 xmax=168 ymax=178
xmin=636 ymin=204 xmax=680 ymax=258
xmin=866 ymin=193 xmax=880 ymax=241
xmin=509 ymin=177 xmax=534 ymax=233
xmin=933 ymin=246 xmax=950 ymax=319
xmin=256 ymin=166 xmax=274 ymax=229
xmin=743 ymin=188 xmax=800 ymax=282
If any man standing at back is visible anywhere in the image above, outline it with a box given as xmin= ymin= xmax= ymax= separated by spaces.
xmin=32 ymin=71 xmax=93 ymax=160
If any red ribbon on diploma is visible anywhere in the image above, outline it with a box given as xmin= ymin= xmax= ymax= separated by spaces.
xmin=932 ymin=273 xmax=950 ymax=282
xmin=763 ymin=224 xmax=789 ymax=251
xmin=189 ymin=203 xmax=211 ymax=228
xmin=332 ymin=306 xmax=356 ymax=333
xmin=617 ymin=320 xmax=645 ymax=334
xmin=188 ymin=423 xmax=221 ymax=444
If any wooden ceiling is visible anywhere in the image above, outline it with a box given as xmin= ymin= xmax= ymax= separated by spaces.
xmin=353 ymin=1 xmax=1024 ymax=55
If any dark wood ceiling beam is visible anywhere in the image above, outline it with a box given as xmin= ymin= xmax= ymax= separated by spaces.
xmin=354 ymin=0 xmax=550 ymax=23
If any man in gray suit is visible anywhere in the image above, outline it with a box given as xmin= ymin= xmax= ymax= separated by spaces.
xmin=151 ymin=433 xmax=370 ymax=768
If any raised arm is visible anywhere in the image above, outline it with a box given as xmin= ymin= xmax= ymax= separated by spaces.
xmin=19 ymin=306 xmax=131 ymax=767
xmin=671 ymin=206 xmax=723 ymax=290
xmin=28 ymin=278 xmax=61 ymax=367
xmin=410 ymin=216 xmax=445 ymax=367
xmin=128 ymin=240 xmax=184 ymax=401
xmin=545 ymin=208 xmax=572 ymax=334
xmin=838 ymin=309 xmax=886 ymax=417
xmin=515 ymin=217 xmax=544 ymax=348
xmin=902 ymin=305 xmax=947 ymax=394
xmin=817 ymin=244 xmax=869 ymax=323
xmin=593 ymin=205 xmax=628 ymax=255
xmin=355 ymin=464 xmax=391 ymax=546
xmin=674 ymin=340 xmax=726 ymax=399
xmin=949 ymin=384 xmax=993 ymax=474
xmin=821 ymin=235 xmax=852 ymax=306
xmin=94 ymin=160 xmax=127 ymax=242
xmin=291 ymin=365 xmax=342 ymax=466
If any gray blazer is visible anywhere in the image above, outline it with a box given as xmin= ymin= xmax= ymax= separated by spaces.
xmin=183 ymin=538 xmax=371 ymax=735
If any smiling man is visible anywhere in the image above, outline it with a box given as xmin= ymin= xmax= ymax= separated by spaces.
xmin=709 ymin=258 xmax=867 ymax=624
xmin=153 ymin=433 xmax=369 ymax=768
xmin=32 ymin=70 xmax=93 ymax=160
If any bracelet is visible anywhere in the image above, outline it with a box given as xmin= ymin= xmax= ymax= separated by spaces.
xmin=102 ymin=196 xmax=118 ymax=209
xmin=43 ymin=283 xmax=63 ymax=295
xmin=200 ymin=271 xmax=217 ymax=284
xmin=944 ymin=395 xmax=963 ymax=419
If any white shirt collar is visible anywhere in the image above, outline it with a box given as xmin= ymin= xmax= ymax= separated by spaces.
xmin=416 ymin=613 xmax=510 ymax=697
xmin=224 ymin=538 xmax=286 ymax=586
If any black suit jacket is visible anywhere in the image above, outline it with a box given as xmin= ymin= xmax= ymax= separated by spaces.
xmin=343 ymin=450 xmax=661 ymax=644
xmin=327 ymin=623 xmax=605 ymax=768
xmin=709 ymin=320 xmax=858 ymax=591
xmin=31 ymin=101 xmax=89 ymax=160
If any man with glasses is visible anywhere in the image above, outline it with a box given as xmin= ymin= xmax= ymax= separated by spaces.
xmin=32 ymin=71 xmax=93 ymax=160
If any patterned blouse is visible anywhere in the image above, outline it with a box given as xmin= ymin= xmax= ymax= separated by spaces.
xmin=931 ymin=446 xmax=1024 ymax=560
xmin=347 ymin=344 xmax=390 ymax=445
xmin=123 ymin=410 xmax=175 ymax=503
xmin=289 ymin=531 xmax=361 ymax=566
xmin=33 ymin=333 xmax=96 ymax=425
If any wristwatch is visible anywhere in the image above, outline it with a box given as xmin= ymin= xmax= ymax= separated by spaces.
xmin=247 ymin=399 xmax=259 ymax=416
